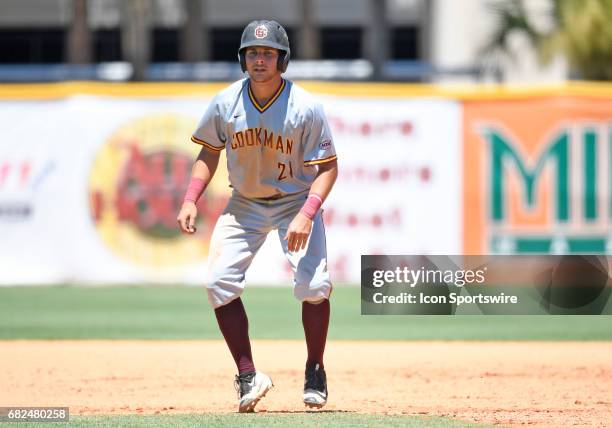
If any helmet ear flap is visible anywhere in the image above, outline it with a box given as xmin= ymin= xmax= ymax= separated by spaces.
xmin=239 ymin=49 xmax=247 ymax=72
xmin=277 ymin=51 xmax=285 ymax=72
xmin=277 ymin=51 xmax=289 ymax=73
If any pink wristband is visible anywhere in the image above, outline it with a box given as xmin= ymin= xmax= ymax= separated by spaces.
xmin=184 ymin=177 xmax=207 ymax=203
xmin=300 ymin=193 xmax=323 ymax=220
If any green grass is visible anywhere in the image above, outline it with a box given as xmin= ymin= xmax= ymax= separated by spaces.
xmin=0 ymin=413 xmax=488 ymax=428
xmin=0 ymin=285 xmax=610 ymax=340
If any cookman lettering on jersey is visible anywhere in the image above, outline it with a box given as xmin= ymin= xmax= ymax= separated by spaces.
xmin=231 ymin=128 xmax=293 ymax=155
xmin=190 ymin=78 xmax=337 ymax=199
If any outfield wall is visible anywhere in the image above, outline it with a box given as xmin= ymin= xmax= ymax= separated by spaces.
xmin=0 ymin=82 xmax=610 ymax=285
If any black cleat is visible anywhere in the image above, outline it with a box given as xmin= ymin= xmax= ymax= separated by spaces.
xmin=303 ymin=363 xmax=327 ymax=408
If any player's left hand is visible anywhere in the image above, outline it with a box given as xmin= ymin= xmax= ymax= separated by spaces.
xmin=284 ymin=212 xmax=313 ymax=252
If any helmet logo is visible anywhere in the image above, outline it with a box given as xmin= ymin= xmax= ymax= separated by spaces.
xmin=254 ymin=25 xmax=268 ymax=39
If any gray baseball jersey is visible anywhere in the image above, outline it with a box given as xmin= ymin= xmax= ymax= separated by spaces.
xmin=191 ymin=78 xmax=337 ymax=198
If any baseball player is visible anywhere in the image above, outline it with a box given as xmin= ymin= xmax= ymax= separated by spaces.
xmin=177 ymin=20 xmax=337 ymax=412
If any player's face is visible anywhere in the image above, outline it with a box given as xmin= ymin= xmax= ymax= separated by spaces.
xmin=244 ymin=47 xmax=281 ymax=82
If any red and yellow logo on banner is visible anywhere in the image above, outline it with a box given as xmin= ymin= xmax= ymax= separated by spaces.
xmin=89 ymin=113 xmax=229 ymax=268
xmin=464 ymin=96 xmax=612 ymax=254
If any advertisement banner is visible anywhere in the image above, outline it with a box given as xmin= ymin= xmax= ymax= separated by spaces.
xmin=0 ymin=97 xmax=219 ymax=284
xmin=0 ymin=91 xmax=462 ymax=285
xmin=463 ymin=96 xmax=612 ymax=255
xmin=317 ymin=96 xmax=462 ymax=283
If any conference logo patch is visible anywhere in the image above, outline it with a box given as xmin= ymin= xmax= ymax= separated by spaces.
xmin=88 ymin=113 xmax=229 ymax=269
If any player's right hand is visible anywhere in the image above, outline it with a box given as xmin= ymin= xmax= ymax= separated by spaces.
xmin=177 ymin=202 xmax=198 ymax=234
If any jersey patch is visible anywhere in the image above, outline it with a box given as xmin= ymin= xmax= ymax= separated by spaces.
xmin=319 ymin=140 xmax=332 ymax=150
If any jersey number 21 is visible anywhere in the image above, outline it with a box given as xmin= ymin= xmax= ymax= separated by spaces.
xmin=277 ymin=161 xmax=293 ymax=181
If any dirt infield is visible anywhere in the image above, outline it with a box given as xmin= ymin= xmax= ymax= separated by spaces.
xmin=1 ymin=341 xmax=611 ymax=427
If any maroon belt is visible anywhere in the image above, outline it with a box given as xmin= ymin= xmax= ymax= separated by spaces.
xmin=257 ymin=193 xmax=285 ymax=201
